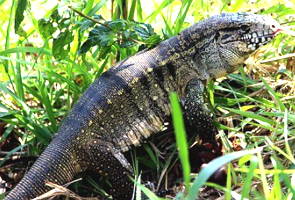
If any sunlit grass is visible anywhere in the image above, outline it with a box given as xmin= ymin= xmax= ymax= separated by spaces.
xmin=0 ymin=0 xmax=294 ymax=199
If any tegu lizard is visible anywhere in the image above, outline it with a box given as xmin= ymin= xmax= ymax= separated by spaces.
xmin=5 ymin=12 xmax=281 ymax=200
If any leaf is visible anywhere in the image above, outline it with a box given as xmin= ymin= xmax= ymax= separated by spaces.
xmin=15 ymin=0 xmax=27 ymax=34
xmin=78 ymin=15 xmax=104 ymax=32
xmin=134 ymin=23 xmax=153 ymax=39
xmin=86 ymin=25 xmax=114 ymax=48
xmin=52 ymin=30 xmax=74 ymax=60
xmin=97 ymin=47 xmax=112 ymax=60
xmin=108 ymin=19 xmax=127 ymax=31
xmin=79 ymin=19 xmax=161 ymax=54
xmin=79 ymin=39 xmax=93 ymax=54
xmin=144 ymin=34 xmax=161 ymax=46
xmin=38 ymin=18 xmax=56 ymax=39
xmin=50 ymin=8 xmax=60 ymax=22
xmin=120 ymin=40 xmax=135 ymax=48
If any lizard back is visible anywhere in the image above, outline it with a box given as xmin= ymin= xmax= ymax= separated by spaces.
xmin=56 ymin=47 xmax=178 ymax=152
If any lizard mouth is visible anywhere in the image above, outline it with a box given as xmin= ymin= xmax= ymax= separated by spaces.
xmin=244 ymin=28 xmax=282 ymax=51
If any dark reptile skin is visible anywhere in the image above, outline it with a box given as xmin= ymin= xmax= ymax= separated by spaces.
xmin=5 ymin=12 xmax=280 ymax=200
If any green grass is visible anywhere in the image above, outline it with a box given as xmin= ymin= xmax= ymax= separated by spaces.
xmin=169 ymin=92 xmax=191 ymax=192
xmin=0 ymin=0 xmax=294 ymax=199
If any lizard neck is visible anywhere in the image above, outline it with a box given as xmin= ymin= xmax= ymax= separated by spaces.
xmin=153 ymin=23 xmax=233 ymax=81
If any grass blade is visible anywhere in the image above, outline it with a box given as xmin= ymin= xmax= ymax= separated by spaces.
xmin=0 ymin=144 xmax=27 ymax=166
xmin=161 ymin=13 xmax=173 ymax=37
xmin=87 ymin=0 xmax=108 ymax=16
xmin=136 ymin=0 xmax=143 ymax=21
xmin=169 ymin=92 xmax=191 ymax=192
xmin=14 ymin=53 xmax=25 ymax=101
xmin=226 ymin=108 xmax=275 ymax=126
xmin=174 ymin=0 xmax=193 ymax=34
xmin=261 ymin=78 xmax=285 ymax=111
xmin=128 ymin=0 xmax=136 ymax=20
xmin=135 ymin=184 xmax=164 ymax=200
xmin=283 ymin=110 xmax=293 ymax=161
xmin=257 ymin=151 xmax=270 ymax=199
xmin=37 ymin=76 xmax=58 ymax=132
xmin=5 ymin=0 xmax=14 ymax=50
xmin=225 ymin=164 xmax=232 ymax=200
xmin=0 ymin=47 xmax=51 ymax=56
xmin=145 ymin=0 xmax=174 ymax=23
xmin=46 ymin=71 xmax=81 ymax=94
xmin=14 ymin=0 xmax=27 ymax=32
xmin=270 ymin=157 xmax=282 ymax=199
xmin=186 ymin=149 xmax=260 ymax=199
xmin=241 ymin=156 xmax=258 ymax=200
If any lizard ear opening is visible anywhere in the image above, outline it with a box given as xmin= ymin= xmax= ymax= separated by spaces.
xmin=214 ymin=32 xmax=220 ymax=41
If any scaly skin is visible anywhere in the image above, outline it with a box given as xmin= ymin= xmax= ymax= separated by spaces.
xmin=5 ymin=12 xmax=281 ymax=200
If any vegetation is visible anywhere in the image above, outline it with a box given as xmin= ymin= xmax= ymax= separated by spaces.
xmin=0 ymin=0 xmax=294 ymax=199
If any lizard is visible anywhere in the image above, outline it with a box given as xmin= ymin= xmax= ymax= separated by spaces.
xmin=5 ymin=12 xmax=281 ymax=200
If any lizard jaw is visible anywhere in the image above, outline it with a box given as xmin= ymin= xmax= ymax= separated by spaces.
xmin=243 ymin=26 xmax=282 ymax=51
xmin=243 ymin=31 xmax=277 ymax=51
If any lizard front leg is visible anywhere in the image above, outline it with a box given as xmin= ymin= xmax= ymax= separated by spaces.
xmin=182 ymin=78 xmax=220 ymax=153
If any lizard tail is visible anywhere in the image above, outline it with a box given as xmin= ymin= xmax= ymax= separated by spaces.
xmin=4 ymin=140 xmax=80 ymax=200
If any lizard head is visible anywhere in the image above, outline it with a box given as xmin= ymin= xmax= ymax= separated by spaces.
xmin=194 ymin=13 xmax=282 ymax=78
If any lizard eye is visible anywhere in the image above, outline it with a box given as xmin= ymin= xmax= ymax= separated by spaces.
xmin=241 ymin=25 xmax=249 ymax=32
